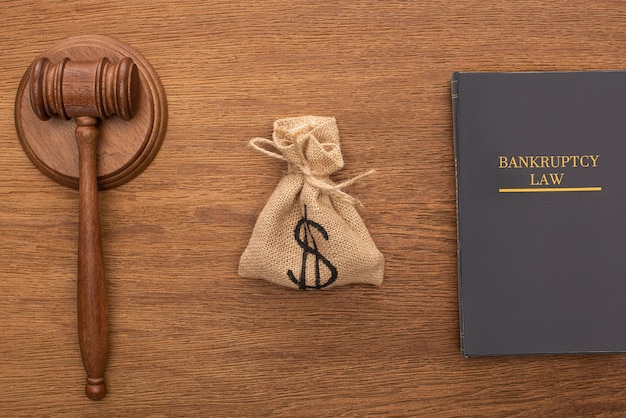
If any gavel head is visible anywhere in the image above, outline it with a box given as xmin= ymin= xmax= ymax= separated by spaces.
xmin=30 ymin=57 xmax=140 ymax=122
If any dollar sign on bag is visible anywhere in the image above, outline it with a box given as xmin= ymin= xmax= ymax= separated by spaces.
xmin=287 ymin=205 xmax=338 ymax=290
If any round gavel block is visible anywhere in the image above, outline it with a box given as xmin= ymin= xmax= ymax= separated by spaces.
xmin=15 ymin=35 xmax=167 ymax=189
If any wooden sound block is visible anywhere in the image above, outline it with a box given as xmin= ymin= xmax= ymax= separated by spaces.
xmin=15 ymin=35 xmax=167 ymax=189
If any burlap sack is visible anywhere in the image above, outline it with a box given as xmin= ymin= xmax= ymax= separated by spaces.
xmin=239 ymin=116 xmax=384 ymax=290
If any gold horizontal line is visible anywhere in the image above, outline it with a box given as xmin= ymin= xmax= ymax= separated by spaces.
xmin=499 ymin=187 xmax=602 ymax=193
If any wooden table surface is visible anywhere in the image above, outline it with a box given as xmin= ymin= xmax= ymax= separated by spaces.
xmin=2 ymin=1 xmax=626 ymax=416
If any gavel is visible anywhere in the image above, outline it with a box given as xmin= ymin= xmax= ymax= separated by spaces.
xmin=29 ymin=56 xmax=140 ymax=400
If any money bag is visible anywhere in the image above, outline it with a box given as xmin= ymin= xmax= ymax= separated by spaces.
xmin=239 ymin=116 xmax=384 ymax=290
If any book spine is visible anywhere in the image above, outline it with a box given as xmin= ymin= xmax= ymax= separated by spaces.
xmin=451 ymin=72 xmax=468 ymax=358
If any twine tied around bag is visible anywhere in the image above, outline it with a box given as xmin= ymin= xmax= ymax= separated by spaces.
xmin=249 ymin=123 xmax=374 ymax=206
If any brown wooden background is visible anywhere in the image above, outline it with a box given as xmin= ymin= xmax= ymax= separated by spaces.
xmin=2 ymin=1 xmax=626 ymax=416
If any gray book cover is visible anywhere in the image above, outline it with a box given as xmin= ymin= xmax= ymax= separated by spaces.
xmin=452 ymin=71 xmax=626 ymax=356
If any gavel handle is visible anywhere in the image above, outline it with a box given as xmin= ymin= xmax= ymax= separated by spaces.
xmin=75 ymin=116 xmax=108 ymax=400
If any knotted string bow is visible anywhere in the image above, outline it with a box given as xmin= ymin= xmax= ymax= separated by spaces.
xmin=249 ymin=123 xmax=374 ymax=206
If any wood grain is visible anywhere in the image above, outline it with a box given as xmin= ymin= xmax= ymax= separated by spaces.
xmin=2 ymin=1 xmax=626 ymax=416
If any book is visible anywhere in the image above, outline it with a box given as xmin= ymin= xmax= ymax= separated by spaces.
xmin=452 ymin=71 xmax=626 ymax=356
